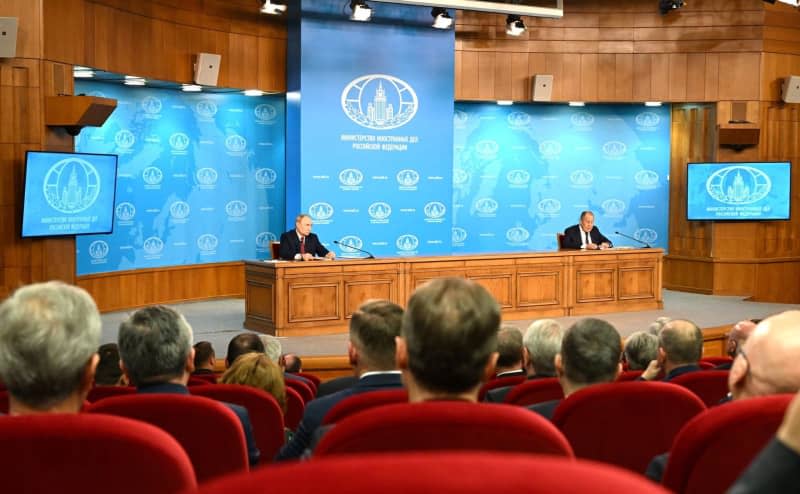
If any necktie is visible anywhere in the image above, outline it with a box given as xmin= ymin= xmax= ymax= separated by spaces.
xmin=300 ymin=237 xmax=305 ymax=255
xmin=585 ymin=231 xmax=590 ymax=245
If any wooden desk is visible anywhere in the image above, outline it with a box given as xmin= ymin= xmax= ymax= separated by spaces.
xmin=244 ymin=248 xmax=663 ymax=336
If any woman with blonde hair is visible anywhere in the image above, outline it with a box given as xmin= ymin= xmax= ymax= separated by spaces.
xmin=221 ymin=352 xmax=287 ymax=414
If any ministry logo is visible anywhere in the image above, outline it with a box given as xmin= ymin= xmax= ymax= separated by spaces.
xmin=141 ymin=96 xmax=162 ymax=115
xmin=453 ymin=168 xmax=470 ymax=186
xmin=197 ymin=234 xmax=219 ymax=254
xmin=196 ymin=167 xmax=218 ymax=188
xmin=707 ymin=166 xmax=771 ymax=205
xmin=368 ymin=202 xmax=392 ymax=222
xmin=115 ymin=202 xmax=136 ymax=223
xmin=254 ymin=104 xmax=277 ymax=123
xmin=339 ymin=168 xmax=364 ymax=188
xmin=635 ymin=228 xmax=658 ymax=245
xmin=338 ymin=235 xmax=364 ymax=258
xmin=506 ymin=227 xmax=530 ymax=244
xmin=225 ymin=200 xmax=248 ymax=219
xmin=169 ymin=201 xmax=191 ymax=221
xmin=142 ymin=166 xmax=163 ymax=186
xmin=539 ymin=140 xmax=563 ymax=159
xmin=225 ymin=134 xmax=247 ymax=154
xmin=571 ymin=112 xmax=595 ymax=128
xmin=570 ymin=169 xmax=594 ymax=188
xmin=507 ymin=111 xmax=532 ymax=129
xmin=603 ymin=141 xmax=627 ymax=159
xmin=397 ymin=169 xmax=420 ymax=190
xmin=635 ymin=170 xmax=660 ymax=190
xmin=424 ymin=201 xmax=446 ymax=222
xmin=506 ymin=169 xmax=531 ymax=187
xmin=635 ymin=111 xmax=661 ymax=129
xmin=602 ymin=198 xmax=626 ymax=217
xmin=195 ymin=100 xmax=218 ymax=120
xmin=452 ymin=227 xmax=468 ymax=245
xmin=255 ymin=168 xmax=277 ymax=187
xmin=454 ymin=110 xmax=469 ymax=128
xmin=255 ymin=231 xmax=277 ymax=251
xmin=474 ymin=140 xmax=500 ymax=160
xmin=474 ymin=197 xmax=499 ymax=216
xmin=309 ymin=202 xmax=334 ymax=222
xmin=143 ymin=236 xmax=164 ymax=257
xmin=43 ymin=157 xmax=101 ymax=214
xmin=169 ymin=132 xmax=190 ymax=153
xmin=88 ymin=240 xmax=109 ymax=261
xmin=341 ymin=74 xmax=418 ymax=130
xmin=115 ymin=130 xmax=136 ymax=150
xmin=537 ymin=198 xmax=562 ymax=217
xmin=396 ymin=234 xmax=419 ymax=253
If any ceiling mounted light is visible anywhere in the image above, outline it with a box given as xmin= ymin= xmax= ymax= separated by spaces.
xmin=350 ymin=1 xmax=373 ymax=22
xmin=260 ymin=0 xmax=287 ymax=15
xmin=243 ymin=89 xmax=265 ymax=97
xmin=124 ymin=75 xmax=146 ymax=86
xmin=568 ymin=101 xmax=585 ymax=107
xmin=73 ymin=66 xmax=95 ymax=78
xmin=431 ymin=7 xmax=453 ymax=29
xmin=659 ymin=0 xmax=686 ymax=14
xmin=181 ymin=84 xmax=203 ymax=92
xmin=506 ymin=15 xmax=526 ymax=36
xmin=645 ymin=101 xmax=663 ymax=107
xmin=496 ymin=100 xmax=514 ymax=106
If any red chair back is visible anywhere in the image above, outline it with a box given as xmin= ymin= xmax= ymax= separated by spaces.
xmin=87 ymin=393 xmax=248 ymax=482
xmin=284 ymin=386 xmax=305 ymax=430
xmin=478 ymin=375 xmax=526 ymax=401
xmin=616 ymin=370 xmax=643 ymax=381
xmin=0 ymin=390 xmax=8 ymax=414
xmin=662 ymin=394 xmax=793 ymax=494
xmin=322 ymin=389 xmax=408 ymax=425
xmin=503 ymin=377 xmax=564 ymax=406
xmin=286 ymin=378 xmax=315 ymax=403
xmin=697 ymin=361 xmax=716 ymax=370
xmin=700 ymin=356 xmax=733 ymax=366
xmin=195 ymin=452 xmax=671 ymax=494
xmin=669 ymin=370 xmax=730 ymax=407
xmin=87 ymin=385 xmax=137 ymax=403
xmin=293 ymin=372 xmax=321 ymax=391
xmin=0 ymin=413 xmax=196 ymax=494
xmin=190 ymin=373 xmax=218 ymax=384
xmin=314 ymin=401 xmax=573 ymax=458
xmin=190 ymin=384 xmax=286 ymax=462
xmin=188 ymin=376 xmax=215 ymax=386
xmin=551 ymin=381 xmax=706 ymax=473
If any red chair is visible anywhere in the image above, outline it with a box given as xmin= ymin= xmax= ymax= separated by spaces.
xmin=314 ymin=401 xmax=573 ymax=458
xmin=293 ymin=372 xmax=321 ymax=391
xmin=285 ymin=386 xmax=305 ymax=430
xmin=478 ymin=375 xmax=526 ymax=401
xmin=0 ymin=390 xmax=8 ymax=414
xmin=551 ymin=381 xmax=706 ymax=473
xmin=700 ymin=356 xmax=733 ymax=367
xmin=662 ymin=394 xmax=793 ymax=494
xmin=617 ymin=370 xmax=643 ymax=381
xmin=190 ymin=373 xmax=218 ymax=384
xmin=196 ymin=452 xmax=670 ymax=494
xmin=87 ymin=393 xmax=248 ymax=482
xmin=191 ymin=384 xmax=286 ymax=462
xmin=669 ymin=370 xmax=730 ymax=407
xmin=87 ymin=385 xmax=136 ymax=403
xmin=503 ymin=377 xmax=564 ymax=406
xmin=322 ymin=389 xmax=408 ymax=425
xmin=188 ymin=376 xmax=215 ymax=386
xmin=0 ymin=413 xmax=196 ymax=494
xmin=697 ymin=361 xmax=716 ymax=370
xmin=286 ymin=378 xmax=315 ymax=403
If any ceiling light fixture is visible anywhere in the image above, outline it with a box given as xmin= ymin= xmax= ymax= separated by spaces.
xmin=496 ymin=100 xmax=514 ymax=106
xmin=645 ymin=101 xmax=663 ymax=107
xmin=73 ymin=66 xmax=95 ymax=78
xmin=243 ymin=89 xmax=265 ymax=97
xmin=350 ymin=1 xmax=373 ymax=22
xmin=181 ymin=84 xmax=203 ymax=92
xmin=124 ymin=75 xmax=146 ymax=86
xmin=568 ymin=101 xmax=585 ymax=107
xmin=431 ymin=7 xmax=453 ymax=29
xmin=260 ymin=0 xmax=287 ymax=15
xmin=506 ymin=15 xmax=526 ymax=36
xmin=659 ymin=0 xmax=686 ymax=15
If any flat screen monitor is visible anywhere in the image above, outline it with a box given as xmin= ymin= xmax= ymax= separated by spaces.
xmin=686 ymin=161 xmax=791 ymax=221
xmin=21 ymin=150 xmax=118 ymax=237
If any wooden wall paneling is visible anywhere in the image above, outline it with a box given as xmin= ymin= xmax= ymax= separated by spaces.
xmin=579 ymin=53 xmax=598 ymax=101
xmin=227 ymin=32 xmax=259 ymax=90
xmin=685 ymin=53 xmax=706 ymax=101
xmin=494 ymin=51 xmax=513 ymax=101
xmin=257 ymin=36 xmax=287 ymax=92
xmin=650 ymin=54 xmax=670 ymax=101
xmin=460 ymin=51 xmax=479 ymax=99
xmin=478 ymin=52 xmax=497 ymax=100
xmin=718 ymin=52 xmax=761 ymax=101
xmin=543 ymin=53 xmax=564 ymax=101
xmin=596 ymin=53 xmax=615 ymax=101
xmin=614 ymin=54 xmax=633 ymax=101
xmin=510 ymin=52 xmax=530 ymax=101
xmin=560 ymin=54 xmax=581 ymax=101
xmin=43 ymin=0 xmax=84 ymax=65
xmin=632 ymin=53 xmax=652 ymax=101
xmin=668 ymin=53 xmax=688 ymax=101
xmin=5 ymin=0 xmax=41 ymax=59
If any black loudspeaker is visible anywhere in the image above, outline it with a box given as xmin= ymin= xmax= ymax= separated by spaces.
xmin=0 ymin=17 xmax=18 ymax=58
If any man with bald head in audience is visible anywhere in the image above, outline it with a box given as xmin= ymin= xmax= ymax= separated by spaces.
xmin=640 ymin=319 xmax=703 ymax=381
xmin=0 ymin=282 xmax=100 ymax=414
xmin=717 ymin=318 xmax=760 ymax=370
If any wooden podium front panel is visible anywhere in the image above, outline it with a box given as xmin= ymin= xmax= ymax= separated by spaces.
xmin=618 ymin=266 xmax=657 ymax=300
xmin=517 ymin=271 xmax=562 ymax=307
xmin=344 ymin=276 xmax=398 ymax=318
xmin=287 ymin=280 xmax=340 ymax=322
xmin=575 ymin=267 xmax=615 ymax=303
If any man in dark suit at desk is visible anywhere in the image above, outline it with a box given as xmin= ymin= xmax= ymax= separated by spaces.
xmin=562 ymin=210 xmax=612 ymax=250
xmin=279 ymin=213 xmax=336 ymax=261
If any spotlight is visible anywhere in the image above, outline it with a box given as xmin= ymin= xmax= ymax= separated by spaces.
xmin=350 ymin=1 xmax=372 ymax=22
xmin=260 ymin=0 xmax=286 ymax=15
xmin=124 ymin=75 xmax=146 ymax=86
xmin=505 ymin=15 xmax=526 ymax=36
xmin=431 ymin=7 xmax=453 ymax=29
xmin=659 ymin=0 xmax=686 ymax=14
xmin=181 ymin=84 xmax=203 ymax=92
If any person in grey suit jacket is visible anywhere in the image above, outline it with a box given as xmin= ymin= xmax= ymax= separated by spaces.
xmin=279 ymin=213 xmax=335 ymax=261
xmin=562 ymin=210 xmax=612 ymax=250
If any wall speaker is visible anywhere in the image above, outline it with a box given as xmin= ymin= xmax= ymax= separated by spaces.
xmin=194 ymin=53 xmax=222 ymax=86
xmin=782 ymin=76 xmax=800 ymax=104
xmin=0 ymin=17 xmax=19 ymax=58
xmin=532 ymin=74 xmax=553 ymax=102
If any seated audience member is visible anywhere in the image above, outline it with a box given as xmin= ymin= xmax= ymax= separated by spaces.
xmin=494 ymin=326 xmax=525 ymax=377
xmin=0 ymin=282 xmax=101 ymax=414
xmin=227 ymin=333 xmax=265 ymax=367
xmin=282 ymin=353 xmax=302 ymax=374
xmin=640 ymin=319 xmax=703 ymax=381
xmin=646 ymin=316 xmax=672 ymax=336
xmin=276 ymin=300 xmax=404 ymax=461
xmin=315 ymin=375 xmax=359 ymax=398
xmin=396 ymin=277 xmax=500 ymax=403
xmin=528 ymin=318 xmax=622 ymax=419
xmin=118 ymin=306 xmax=260 ymax=465
xmin=717 ymin=318 xmax=760 ymax=370
xmin=95 ymin=343 xmax=126 ymax=386
xmin=623 ymin=331 xmax=658 ymax=371
xmin=193 ymin=341 xmax=216 ymax=375
xmin=221 ymin=352 xmax=287 ymax=414
xmin=260 ymin=334 xmax=282 ymax=363
xmin=485 ymin=319 xmax=563 ymax=403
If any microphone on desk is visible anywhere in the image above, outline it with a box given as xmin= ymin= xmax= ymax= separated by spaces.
xmin=614 ymin=231 xmax=651 ymax=248
xmin=333 ymin=240 xmax=375 ymax=259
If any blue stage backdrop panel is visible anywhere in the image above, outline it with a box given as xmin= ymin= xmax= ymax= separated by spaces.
xmin=291 ymin=1 xmax=454 ymax=258
xmin=74 ymin=81 xmax=286 ymax=275
xmin=452 ymin=103 xmax=671 ymax=252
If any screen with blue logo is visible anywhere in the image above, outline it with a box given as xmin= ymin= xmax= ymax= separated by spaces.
xmin=74 ymin=81 xmax=286 ymax=275
xmin=22 ymin=151 xmax=118 ymax=238
xmin=453 ymin=103 xmax=671 ymax=252
xmin=687 ymin=161 xmax=791 ymax=221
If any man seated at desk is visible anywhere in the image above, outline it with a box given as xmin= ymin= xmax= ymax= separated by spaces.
xmin=562 ymin=210 xmax=612 ymax=250
xmin=279 ymin=213 xmax=336 ymax=261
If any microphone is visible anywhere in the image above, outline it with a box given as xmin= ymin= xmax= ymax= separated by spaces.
xmin=614 ymin=231 xmax=651 ymax=248
xmin=333 ymin=240 xmax=375 ymax=259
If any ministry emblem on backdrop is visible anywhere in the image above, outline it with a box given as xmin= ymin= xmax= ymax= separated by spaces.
xmin=570 ymin=169 xmax=594 ymax=188
xmin=309 ymin=202 xmax=334 ymax=223
xmin=88 ymin=240 xmax=109 ymax=263
xmin=341 ymin=74 xmax=418 ymax=130
xmin=338 ymin=236 xmax=364 ymax=257
xmin=255 ymin=168 xmax=278 ymax=187
xmin=635 ymin=228 xmax=658 ymax=245
xmin=452 ymin=227 xmax=468 ymax=245
xmin=194 ymin=100 xmax=218 ymax=120
xmin=396 ymin=234 xmax=419 ymax=253
xmin=254 ymin=104 xmax=277 ymax=123
xmin=706 ymin=166 xmax=771 ymax=204
xmin=635 ymin=111 xmax=661 ymax=129
xmin=255 ymin=232 xmax=277 ymax=251
xmin=43 ymin=157 xmax=101 ymax=214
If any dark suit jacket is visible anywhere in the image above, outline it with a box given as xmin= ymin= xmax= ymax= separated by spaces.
xmin=316 ymin=375 xmax=359 ymax=398
xmin=729 ymin=439 xmax=800 ymax=494
xmin=485 ymin=374 xmax=549 ymax=403
xmin=275 ymin=372 xmax=403 ymax=461
xmin=527 ymin=398 xmax=561 ymax=420
xmin=137 ymin=382 xmax=260 ymax=466
xmin=562 ymin=224 xmax=612 ymax=249
xmin=279 ymin=230 xmax=330 ymax=260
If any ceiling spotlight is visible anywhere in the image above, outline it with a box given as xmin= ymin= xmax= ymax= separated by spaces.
xmin=73 ymin=66 xmax=95 ymax=78
xmin=181 ymin=84 xmax=203 ymax=92
xmin=124 ymin=75 xmax=146 ymax=86
xmin=659 ymin=0 xmax=686 ymax=14
xmin=431 ymin=7 xmax=453 ymax=29
xmin=506 ymin=15 xmax=526 ymax=36
xmin=243 ymin=89 xmax=265 ymax=96
xmin=260 ymin=0 xmax=286 ymax=15
xmin=350 ymin=1 xmax=372 ymax=22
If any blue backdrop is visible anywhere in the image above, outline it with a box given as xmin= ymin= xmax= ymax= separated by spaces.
xmin=74 ymin=81 xmax=286 ymax=275
xmin=453 ymin=103 xmax=671 ymax=252
xmin=290 ymin=1 xmax=455 ymax=258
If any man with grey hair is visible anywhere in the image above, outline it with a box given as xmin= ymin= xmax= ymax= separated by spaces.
xmin=623 ymin=331 xmax=658 ymax=371
xmin=647 ymin=316 xmax=672 ymax=336
xmin=119 ymin=306 xmax=260 ymax=465
xmin=259 ymin=334 xmax=282 ymax=362
xmin=0 ymin=281 xmax=100 ymax=414
xmin=494 ymin=325 xmax=525 ymax=378
xmin=640 ymin=319 xmax=703 ymax=381
xmin=485 ymin=318 xmax=563 ymax=402
xmin=254 ymin=334 xmax=312 ymax=388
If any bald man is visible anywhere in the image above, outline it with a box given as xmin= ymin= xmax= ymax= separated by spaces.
xmin=716 ymin=319 xmax=760 ymax=370
xmin=640 ymin=319 xmax=703 ymax=381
